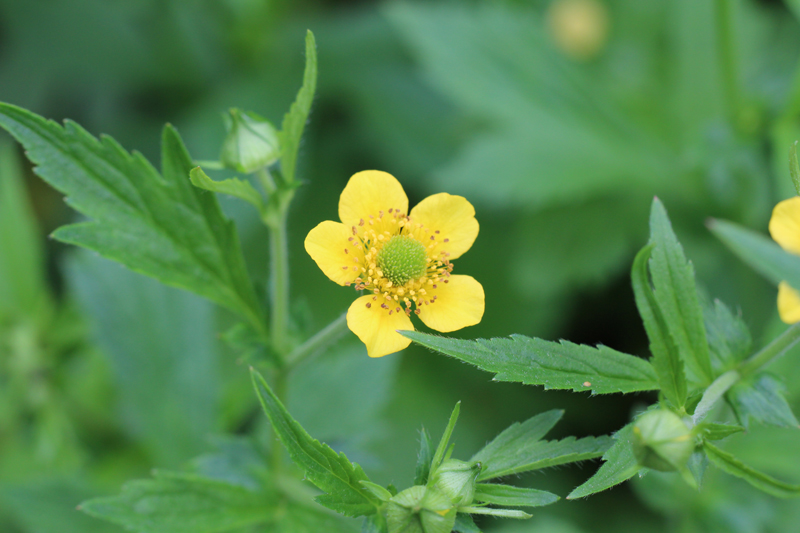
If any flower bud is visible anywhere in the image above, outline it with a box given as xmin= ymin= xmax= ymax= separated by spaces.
xmin=632 ymin=409 xmax=695 ymax=472
xmin=386 ymin=485 xmax=456 ymax=533
xmin=430 ymin=459 xmax=482 ymax=507
xmin=220 ymin=108 xmax=280 ymax=173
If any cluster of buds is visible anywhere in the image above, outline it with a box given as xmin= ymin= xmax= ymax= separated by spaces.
xmin=632 ymin=409 xmax=695 ymax=472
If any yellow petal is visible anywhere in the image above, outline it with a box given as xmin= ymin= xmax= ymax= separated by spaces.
xmin=777 ymin=282 xmax=800 ymax=324
xmin=347 ymin=294 xmax=413 ymax=357
xmin=769 ymin=197 xmax=800 ymax=255
xmin=417 ymin=275 xmax=484 ymax=332
xmin=408 ymin=193 xmax=479 ymax=260
xmin=339 ymin=171 xmax=409 ymax=237
xmin=304 ymin=221 xmax=365 ymax=285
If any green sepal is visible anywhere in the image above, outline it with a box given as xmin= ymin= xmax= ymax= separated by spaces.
xmin=401 ymin=331 xmax=659 ymax=395
xmin=704 ymin=440 xmax=800 ymax=498
xmin=360 ymin=481 xmax=393 ymax=502
xmin=189 ymin=167 xmax=265 ymax=212
xmin=457 ymin=507 xmax=531 ymax=519
xmin=702 ymin=296 xmax=752 ymax=369
xmin=694 ymin=422 xmax=745 ymax=441
xmin=219 ymin=108 xmax=280 ymax=173
xmin=631 ymin=409 xmax=694 ymax=472
xmin=414 ymin=427 xmax=434 ymax=485
xmin=250 ymin=369 xmax=381 ymax=517
xmin=473 ymin=484 xmax=559 ymax=508
xmin=453 ymin=514 xmax=481 ymax=533
xmin=631 ymin=244 xmax=687 ymax=409
xmin=430 ymin=402 xmax=461 ymax=475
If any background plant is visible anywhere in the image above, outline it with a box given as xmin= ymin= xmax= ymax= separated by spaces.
xmin=2 ymin=0 xmax=800 ymax=532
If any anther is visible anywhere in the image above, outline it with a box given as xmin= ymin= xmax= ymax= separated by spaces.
xmin=366 ymin=303 xmax=371 ymax=308
xmin=359 ymin=219 xmax=365 ymax=226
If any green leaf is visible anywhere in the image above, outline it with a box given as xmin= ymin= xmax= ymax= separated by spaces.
xmin=80 ymin=471 xmax=278 ymax=533
xmin=791 ymin=141 xmax=800 ymax=196
xmin=189 ymin=167 xmax=265 ymax=213
xmin=703 ymin=441 xmax=800 ymax=498
xmin=473 ymin=484 xmax=559 ymax=508
xmin=727 ymin=372 xmax=800 ymax=429
xmin=431 ymin=402 xmax=461 ymax=474
xmin=647 ymin=198 xmax=713 ymax=384
xmin=0 ymin=141 xmax=50 ymax=318
xmin=402 ymin=331 xmax=659 ymax=395
xmin=567 ymin=424 xmax=642 ymax=499
xmin=279 ymin=30 xmax=317 ymax=184
xmin=251 ymin=369 xmax=380 ymax=517
xmin=631 ymin=244 xmax=687 ymax=408
xmin=708 ymin=218 xmax=800 ymax=293
xmin=0 ymin=103 xmax=266 ymax=337
xmin=702 ymin=296 xmax=752 ymax=369
xmin=359 ymin=481 xmax=392 ymax=502
xmin=453 ymin=514 xmax=481 ymax=533
xmin=414 ymin=427 xmax=434 ymax=486
xmin=66 ymin=251 xmax=219 ymax=466
xmin=472 ymin=410 xmax=611 ymax=481
xmin=695 ymin=422 xmax=745 ymax=441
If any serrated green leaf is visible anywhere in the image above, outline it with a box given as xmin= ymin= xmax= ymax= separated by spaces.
xmin=79 ymin=471 xmax=277 ymax=533
xmin=0 ymin=141 xmax=50 ymax=318
xmin=431 ymin=402 xmax=461 ymax=475
xmin=702 ymin=296 xmax=752 ymax=370
xmin=402 ymin=331 xmax=658 ymax=395
xmin=279 ymin=30 xmax=317 ymax=184
xmin=631 ymin=244 xmax=687 ymax=408
xmin=648 ymin=198 xmax=713 ymax=384
xmin=0 ymin=103 xmax=266 ymax=338
xmin=703 ymin=441 xmax=800 ymax=498
xmin=567 ymin=424 xmax=642 ymax=499
xmin=251 ymin=369 xmax=380 ymax=517
xmin=471 ymin=410 xmax=611 ymax=481
xmin=709 ymin=218 xmax=800 ymax=293
xmin=473 ymin=484 xmax=559 ymax=508
xmin=453 ymin=514 xmax=481 ymax=533
xmin=695 ymin=422 xmax=745 ymax=441
xmin=414 ymin=427 xmax=434 ymax=486
xmin=189 ymin=167 xmax=264 ymax=212
xmin=727 ymin=372 xmax=800 ymax=429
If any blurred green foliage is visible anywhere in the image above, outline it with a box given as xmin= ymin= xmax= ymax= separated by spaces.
xmin=2 ymin=0 xmax=800 ymax=531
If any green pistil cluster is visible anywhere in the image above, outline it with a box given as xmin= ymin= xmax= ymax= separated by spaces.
xmin=376 ymin=235 xmax=427 ymax=286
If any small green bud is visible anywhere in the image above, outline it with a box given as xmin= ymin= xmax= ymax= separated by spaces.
xmin=430 ymin=459 xmax=482 ymax=507
xmin=220 ymin=108 xmax=280 ymax=173
xmin=632 ymin=409 xmax=695 ymax=472
xmin=386 ymin=485 xmax=456 ymax=533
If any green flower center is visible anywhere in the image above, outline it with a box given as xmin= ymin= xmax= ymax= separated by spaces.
xmin=376 ymin=235 xmax=428 ymax=286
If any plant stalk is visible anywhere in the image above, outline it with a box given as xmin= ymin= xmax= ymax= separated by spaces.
xmin=285 ymin=312 xmax=349 ymax=370
xmin=715 ymin=0 xmax=740 ymax=130
xmin=738 ymin=323 xmax=800 ymax=378
xmin=269 ymin=210 xmax=290 ymax=357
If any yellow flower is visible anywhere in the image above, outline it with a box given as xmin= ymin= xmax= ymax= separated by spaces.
xmin=769 ymin=196 xmax=800 ymax=323
xmin=304 ymin=171 xmax=484 ymax=358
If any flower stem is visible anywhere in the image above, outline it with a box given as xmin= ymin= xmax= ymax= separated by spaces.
xmin=715 ymin=0 xmax=740 ymax=130
xmin=738 ymin=323 xmax=800 ymax=378
xmin=269 ymin=211 xmax=290 ymax=357
xmin=285 ymin=312 xmax=349 ymax=370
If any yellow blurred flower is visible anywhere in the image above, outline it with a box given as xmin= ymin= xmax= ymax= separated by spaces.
xmin=304 ymin=171 xmax=484 ymax=357
xmin=769 ymin=196 xmax=800 ymax=323
xmin=547 ymin=0 xmax=609 ymax=61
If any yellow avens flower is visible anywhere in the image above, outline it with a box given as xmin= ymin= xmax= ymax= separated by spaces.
xmin=304 ymin=170 xmax=485 ymax=358
xmin=769 ymin=196 xmax=800 ymax=323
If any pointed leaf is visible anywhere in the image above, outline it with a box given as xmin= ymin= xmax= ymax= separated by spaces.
xmin=709 ymin=218 xmax=800 ymax=293
xmin=79 ymin=471 xmax=278 ymax=533
xmin=189 ymin=167 xmax=264 ymax=212
xmin=703 ymin=441 xmax=800 ymax=498
xmin=279 ymin=30 xmax=317 ymax=184
xmin=727 ymin=372 xmax=800 ymax=429
xmin=474 ymin=484 xmax=559 ymax=508
xmin=431 ymin=402 xmax=461 ymax=474
xmin=251 ymin=369 xmax=380 ymax=517
xmin=402 ymin=331 xmax=658 ymax=395
xmin=703 ymin=297 xmax=751 ymax=369
xmin=567 ymin=424 xmax=641 ymax=499
xmin=631 ymin=244 xmax=687 ymax=408
xmin=414 ymin=427 xmax=434 ymax=485
xmin=0 ymin=103 xmax=266 ymax=337
xmin=648 ymin=198 xmax=713 ymax=383
xmin=695 ymin=422 xmax=745 ymax=441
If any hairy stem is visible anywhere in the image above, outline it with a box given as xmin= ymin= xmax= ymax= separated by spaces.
xmin=715 ymin=0 xmax=740 ymax=129
xmin=269 ymin=210 xmax=290 ymax=357
xmin=738 ymin=323 xmax=800 ymax=378
xmin=285 ymin=312 xmax=349 ymax=370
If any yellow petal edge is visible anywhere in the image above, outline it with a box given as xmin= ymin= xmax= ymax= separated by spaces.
xmin=347 ymin=295 xmax=414 ymax=357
